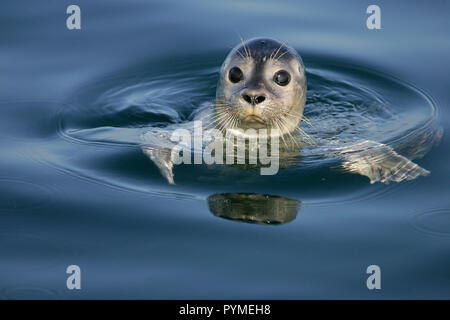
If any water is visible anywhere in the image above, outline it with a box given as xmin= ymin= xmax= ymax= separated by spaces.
xmin=0 ymin=0 xmax=449 ymax=299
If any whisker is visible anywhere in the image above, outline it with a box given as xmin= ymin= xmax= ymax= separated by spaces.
xmin=272 ymin=119 xmax=288 ymax=147
xmin=295 ymin=127 xmax=316 ymax=145
xmin=281 ymin=118 xmax=301 ymax=147
xmin=239 ymin=37 xmax=250 ymax=59
xmin=301 ymin=115 xmax=317 ymax=131
xmin=236 ymin=50 xmax=245 ymax=59
xmin=269 ymin=48 xmax=277 ymax=60
xmin=274 ymin=50 xmax=289 ymax=61
xmin=276 ymin=117 xmax=298 ymax=147
xmin=272 ymin=42 xmax=285 ymax=61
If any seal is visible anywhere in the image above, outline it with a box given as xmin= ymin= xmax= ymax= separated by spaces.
xmin=142 ymin=37 xmax=439 ymax=185
xmin=215 ymin=38 xmax=306 ymax=137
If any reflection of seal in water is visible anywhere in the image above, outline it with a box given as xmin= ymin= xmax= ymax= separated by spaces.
xmin=208 ymin=193 xmax=300 ymax=225
xmin=142 ymin=37 xmax=441 ymax=185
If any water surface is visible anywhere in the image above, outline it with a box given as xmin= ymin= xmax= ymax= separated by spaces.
xmin=0 ymin=0 xmax=449 ymax=299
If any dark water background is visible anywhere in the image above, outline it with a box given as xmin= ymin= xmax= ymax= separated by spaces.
xmin=0 ymin=0 xmax=449 ymax=299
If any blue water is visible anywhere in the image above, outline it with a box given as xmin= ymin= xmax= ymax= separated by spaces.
xmin=0 ymin=0 xmax=449 ymax=299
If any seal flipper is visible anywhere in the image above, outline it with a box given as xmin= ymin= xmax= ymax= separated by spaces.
xmin=142 ymin=146 xmax=175 ymax=184
xmin=337 ymin=140 xmax=429 ymax=184
xmin=141 ymin=130 xmax=177 ymax=185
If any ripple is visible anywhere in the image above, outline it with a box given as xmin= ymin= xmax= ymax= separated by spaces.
xmin=0 ymin=178 xmax=53 ymax=213
xmin=410 ymin=208 xmax=450 ymax=237
xmin=43 ymin=53 xmax=441 ymax=204
xmin=0 ymin=286 xmax=58 ymax=300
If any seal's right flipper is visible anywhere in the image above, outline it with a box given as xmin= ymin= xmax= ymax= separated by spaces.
xmin=142 ymin=146 xmax=175 ymax=184
xmin=338 ymin=140 xmax=429 ymax=184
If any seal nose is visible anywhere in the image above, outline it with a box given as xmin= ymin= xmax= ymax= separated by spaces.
xmin=242 ymin=91 xmax=266 ymax=105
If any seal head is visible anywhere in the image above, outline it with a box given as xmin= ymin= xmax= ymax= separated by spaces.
xmin=216 ymin=38 xmax=306 ymax=135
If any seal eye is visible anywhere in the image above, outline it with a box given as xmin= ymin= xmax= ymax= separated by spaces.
xmin=229 ymin=67 xmax=243 ymax=83
xmin=273 ymin=70 xmax=290 ymax=86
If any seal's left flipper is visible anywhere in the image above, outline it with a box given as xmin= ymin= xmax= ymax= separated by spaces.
xmin=337 ymin=140 xmax=429 ymax=184
xmin=141 ymin=130 xmax=176 ymax=185
xmin=142 ymin=146 xmax=175 ymax=184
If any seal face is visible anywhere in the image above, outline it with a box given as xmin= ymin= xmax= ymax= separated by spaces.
xmin=216 ymin=38 xmax=307 ymax=135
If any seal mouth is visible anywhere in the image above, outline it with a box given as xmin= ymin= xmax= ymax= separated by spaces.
xmin=242 ymin=115 xmax=266 ymax=124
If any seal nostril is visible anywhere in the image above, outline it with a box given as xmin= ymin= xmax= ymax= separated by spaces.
xmin=242 ymin=94 xmax=252 ymax=104
xmin=255 ymin=96 xmax=265 ymax=104
xmin=242 ymin=93 xmax=265 ymax=105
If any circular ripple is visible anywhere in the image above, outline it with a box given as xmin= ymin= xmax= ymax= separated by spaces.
xmin=411 ymin=208 xmax=450 ymax=237
xmin=43 ymin=53 xmax=441 ymax=203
